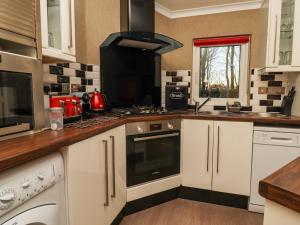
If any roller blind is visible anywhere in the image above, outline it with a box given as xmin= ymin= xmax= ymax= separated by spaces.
xmin=0 ymin=0 xmax=36 ymax=39
xmin=194 ymin=35 xmax=250 ymax=47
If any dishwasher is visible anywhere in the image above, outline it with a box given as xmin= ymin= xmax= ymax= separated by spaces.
xmin=249 ymin=126 xmax=300 ymax=213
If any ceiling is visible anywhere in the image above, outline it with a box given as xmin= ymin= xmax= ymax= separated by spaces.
xmin=155 ymin=0 xmax=260 ymax=11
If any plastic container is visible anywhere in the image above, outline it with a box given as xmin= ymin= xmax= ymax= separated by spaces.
xmin=49 ymin=107 xmax=64 ymax=130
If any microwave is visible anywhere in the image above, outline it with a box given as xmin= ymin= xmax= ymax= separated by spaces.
xmin=0 ymin=51 xmax=45 ymax=138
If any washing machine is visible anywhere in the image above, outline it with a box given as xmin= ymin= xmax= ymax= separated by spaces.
xmin=0 ymin=153 xmax=66 ymax=225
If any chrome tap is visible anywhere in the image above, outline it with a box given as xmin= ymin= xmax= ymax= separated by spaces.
xmin=193 ymin=98 xmax=211 ymax=113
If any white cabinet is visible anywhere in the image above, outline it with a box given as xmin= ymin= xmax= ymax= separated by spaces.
xmin=212 ymin=121 xmax=253 ymax=196
xmin=106 ymin=126 xmax=127 ymax=225
xmin=40 ymin=0 xmax=76 ymax=61
xmin=181 ymin=120 xmax=213 ymax=190
xmin=66 ymin=125 xmax=126 ymax=225
xmin=66 ymin=133 xmax=107 ymax=225
xmin=264 ymin=0 xmax=300 ymax=72
xmin=182 ymin=120 xmax=253 ymax=196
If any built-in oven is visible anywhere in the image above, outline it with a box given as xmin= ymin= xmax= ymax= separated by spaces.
xmin=0 ymin=51 xmax=44 ymax=138
xmin=126 ymin=120 xmax=180 ymax=187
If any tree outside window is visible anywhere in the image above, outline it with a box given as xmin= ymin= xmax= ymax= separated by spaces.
xmin=199 ymin=45 xmax=241 ymax=99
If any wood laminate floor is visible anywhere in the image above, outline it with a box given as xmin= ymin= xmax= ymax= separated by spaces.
xmin=121 ymin=199 xmax=263 ymax=225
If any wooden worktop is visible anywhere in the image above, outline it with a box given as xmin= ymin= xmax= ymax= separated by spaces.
xmin=0 ymin=112 xmax=300 ymax=173
xmin=259 ymin=157 xmax=300 ymax=213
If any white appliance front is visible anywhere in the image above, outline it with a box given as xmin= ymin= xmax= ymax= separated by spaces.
xmin=250 ymin=127 xmax=300 ymax=213
xmin=2 ymin=204 xmax=58 ymax=225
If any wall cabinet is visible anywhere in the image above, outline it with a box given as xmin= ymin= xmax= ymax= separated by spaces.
xmin=66 ymin=125 xmax=126 ymax=225
xmin=40 ymin=0 xmax=76 ymax=61
xmin=264 ymin=0 xmax=300 ymax=72
xmin=182 ymin=120 xmax=253 ymax=196
xmin=0 ymin=0 xmax=41 ymax=58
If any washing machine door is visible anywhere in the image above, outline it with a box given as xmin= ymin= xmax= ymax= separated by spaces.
xmin=1 ymin=204 xmax=59 ymax=225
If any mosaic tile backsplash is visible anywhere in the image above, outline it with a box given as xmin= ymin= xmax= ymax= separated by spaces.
xmin=44 ymin=64 xmax=289 ymax=113
xmin=43 ymin=63 xmax=100 ymax=95
xmin=162 ymin=69 xmax=290 ymax=113
xmin=250 ymin=69 xmax=289 ymax=113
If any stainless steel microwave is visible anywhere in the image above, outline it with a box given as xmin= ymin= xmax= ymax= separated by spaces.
xmin=0 ymin=51 xmax=44 ymax=138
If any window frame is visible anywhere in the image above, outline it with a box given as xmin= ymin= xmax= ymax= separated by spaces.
xmin=191 ymin=39 xmax=250 ymax=106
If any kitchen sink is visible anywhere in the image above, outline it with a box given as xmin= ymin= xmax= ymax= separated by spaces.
xmin=194 ymin=111 xmax=288 ymax=118
xmin=243 ymin=112 xmax=288 ymax=118
xmin=195 ymin=111 xmax=234 ymax=116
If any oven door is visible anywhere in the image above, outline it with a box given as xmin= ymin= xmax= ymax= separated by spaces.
xmin=126 ymin=131 xmax=180 ymax=187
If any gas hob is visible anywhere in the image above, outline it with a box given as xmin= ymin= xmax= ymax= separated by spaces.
xmin=111 ymin=106 xmax=170 ymax=117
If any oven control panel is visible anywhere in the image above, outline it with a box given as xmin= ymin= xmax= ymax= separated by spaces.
xmin=126 ymin=120 xmax=181 ymax=136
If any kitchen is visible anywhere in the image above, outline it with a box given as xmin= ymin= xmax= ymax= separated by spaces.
xmin=0 ymin=0 xmax=300 ymax=225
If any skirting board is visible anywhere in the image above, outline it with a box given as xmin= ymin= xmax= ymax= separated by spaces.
xmin=112 ymin=186 xmax=250 ymax=225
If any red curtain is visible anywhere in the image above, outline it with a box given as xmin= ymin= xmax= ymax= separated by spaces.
xmin=193 ymin=35 xmax=250 ymax=47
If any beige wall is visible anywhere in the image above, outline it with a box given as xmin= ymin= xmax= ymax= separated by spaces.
xmin=155 ymin=9 xmax=266 ymax=70
xmin=75 ymin=0 xmax=120 ymax=64
xmin=75 ymin=2 xmax=266 ymax=68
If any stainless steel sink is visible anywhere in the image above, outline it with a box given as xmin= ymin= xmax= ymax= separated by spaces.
xmin=195 ymin=111 xmax=288 ymax=118
xmin=196 ymin=111 xmax=234 ymax=116
xmin=243 ymin=112 xmax=288 ymax=118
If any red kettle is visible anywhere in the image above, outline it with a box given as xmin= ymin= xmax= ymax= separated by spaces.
xmin=90 ymin=89 xmax=106 ymax=111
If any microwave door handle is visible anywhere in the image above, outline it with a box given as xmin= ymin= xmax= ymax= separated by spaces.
xmin=133 ymin=133 xmax=180 ymax=142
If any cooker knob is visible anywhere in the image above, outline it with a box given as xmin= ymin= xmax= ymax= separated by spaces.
xmin=137 ymin=126 xmax=144 ymax=133
xmin=167 ymin=123 xmax=174 ymax=130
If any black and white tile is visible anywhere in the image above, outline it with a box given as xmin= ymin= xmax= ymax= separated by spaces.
xmin=43 ymin=62 xmax=100 ymax=95
xmin=250 ymin=69 xmax=288 ymax=112
xmin=162 ymin=68 xmax=289 ymax=113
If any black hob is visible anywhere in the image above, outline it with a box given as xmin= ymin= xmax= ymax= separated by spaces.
xmin=111 ymin=106 xmax=170 ymax=117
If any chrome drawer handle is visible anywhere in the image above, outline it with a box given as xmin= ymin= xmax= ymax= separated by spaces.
xmin=103 ymin=140 xmax=109 ymax=207
xmin=110 ymin=136 xmax=116 ymax=198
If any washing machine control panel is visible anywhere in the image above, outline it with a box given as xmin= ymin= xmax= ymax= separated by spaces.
xmin=0 ymin=153 xmax=64 ymax=216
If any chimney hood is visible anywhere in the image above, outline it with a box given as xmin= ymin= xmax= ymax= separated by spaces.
xmin=101 ymin=0 xmax=183 ymax=54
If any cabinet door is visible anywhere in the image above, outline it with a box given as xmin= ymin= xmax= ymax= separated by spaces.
xmin=61 ymin=0 xmax=76 ymax=56
xmin=40 ymin=0 xmax=76 ymax=61
xmin=291 ymin=0 xmax=300 ymax=67
xmin=181 ymin=119 xmax=214 ymax=190
xmin=278 ymin=0 xmax=296 ymax=67
xmin=67 ymin=134 xmax=108 ymax=225
xmin=266 ymin=0 xmax=281 ymax=68
xmin=106 ymin=126 xmax=127 ymax=224
xmin=212 ymin=121 xmax=253 ymax=196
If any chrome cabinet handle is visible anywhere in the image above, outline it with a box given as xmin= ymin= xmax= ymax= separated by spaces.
xmin=273 ymin=15 xmax=278 ymax=64
xmin=68 ymin=0 xmax=73 ymax=49
xmin=216 ymin=126 xmax=220 ymax=173
xmin=103 ymin=140 xmax=109 ymax=207
xmin=110 ymin=136 xmax=116 ymax=198
xmin=206 ymin=125 xmax=210 ymax=172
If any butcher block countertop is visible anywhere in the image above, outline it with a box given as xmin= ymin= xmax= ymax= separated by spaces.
xmin=259 ymin=157 xmax=300 ymax=213
xmin=0 ymin=112 xmax=300 ymax=172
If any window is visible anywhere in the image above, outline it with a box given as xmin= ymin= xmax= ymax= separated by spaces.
xmin=192 ymin=35 xmax=250 ymax=105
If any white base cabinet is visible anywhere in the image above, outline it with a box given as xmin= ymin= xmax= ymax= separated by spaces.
xmin=182 ymin=120 xmax=253 ymax=196
xmin=66 ymin=125 xmax=126 ymax=225
xmin=182 ymin=120 xmax=213 ymax=190
xmin=212 ymin=121 xmax=253 ymax=196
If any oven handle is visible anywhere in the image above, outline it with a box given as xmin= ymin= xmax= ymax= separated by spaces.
xmin=133 ymin=133 xmax=180 ymax=142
